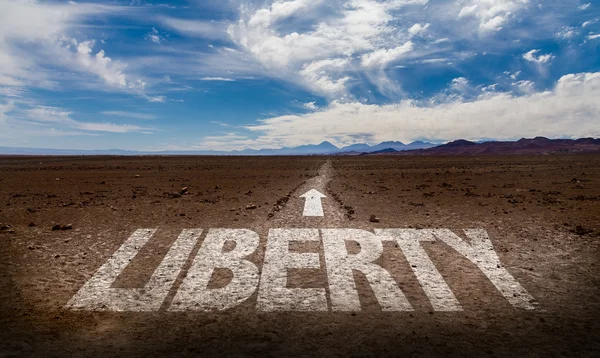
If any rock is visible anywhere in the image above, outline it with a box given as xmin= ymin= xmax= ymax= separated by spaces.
xmin=215 ymin=185 xmax=221 ymax=190
xmin=55 ymin=178 xmax=60 ymax=181
xmin=572 ymin=225 xmax=592 ymax=236
xmin=28 ymin=222 xmax=36 ymax=227
xmin=246 ymin=204 xmax=257 ymax=210
xmin=52 ymin=224 xmax=72 ymax=231
xmin=165 ymin=192 xmax=181 ymax=199
xmin=369 ymin=215 xmax=380 ymax=223
xmin=135 ymin=175 xmax=140 ymax=178
xmin=179 ymin=187 xmax=189 ymax=195
xmin=0 ymin=224 xmax=15 ymax=234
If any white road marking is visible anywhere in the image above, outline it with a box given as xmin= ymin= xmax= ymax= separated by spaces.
xmin=169 ymin=229 xmax=260 ymax=311
xmin=376 ymin=229 xmax=463 ymax=311
xmin=300 ymin=189 xmax=326 ymax=217
xmin=67 ymin=228 xmax=536 ymax=312
xmin=258 ymin=229 xmax=328 ymax=311
xmin=322 ymin=229 xmax=414 ymax=311
xmin=65 ymin=228 xmax=201 ymax=311
xmin=432 ymin=229 xmax=537 ymax=310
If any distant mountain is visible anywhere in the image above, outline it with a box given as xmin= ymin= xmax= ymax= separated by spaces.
xmin=361 ymin=148 xmax=399 ymax=155
xmin=0 ymin=147 xmax=141 ymax=156
xmin=390 ymin=137 xmax=600 ymax=156
xmin=366 ymin=141 xmax=435 ymax=152
xmin=4 ymin=137 xmax=595 ymax=156
xmin=0 ymin=140 xmax=435 ymax=156
xmin=228 ymin=141 xmax=339 ymax=155
xmin=339 ymin=143 xmax=372 ymax=152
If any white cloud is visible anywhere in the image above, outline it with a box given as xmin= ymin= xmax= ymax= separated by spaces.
xmin=228 ymin=0 xmax=430 ymax=96
xmin=361 ymin=42 xmax=414 ymax=68
xmin=148 ymin=96 xmax=167 ymax=103
xmin=588 ymin=33 xmax=600 ymax=40
xmin=512 ymin=80 xmax=535 ymax=94
xmin=195 ymin=71 xmax=600 ymax=150
xmin=304 ymin=102 xmax=318 ymax=110
xmin=582 ymin=19 xmax=597 ymax=28
xmin=450 ymin=77 xmax=470 ymax=92
xmin=248 ymin=0 xmax=320 ymax=28
xmin=201 ymin=77 xmax=236 ymax=81
xmin=523 ymin=49 xmax=554 ymax=64
xmin=0 ymin=0 xmax=157 ymax=100
xmin=579 ymin=3 xmax=591 ymax=10
xmin=209 ymin=121 xmax=232 ymax=127
xmin=458 ymin=0 xmax=529 ymax=32
xmin=158 ymin=16 xmax=229 ymax=40
xmin=23 ymin=106 xmax=149 ymax=133
xmin=0 ymin=1 xmax=122 ymax=88
xmin=146 ymin=28 xmax=164 ymax=44
xmin=0 ymin=101 xmax=15 ymax=125
xmin=0 ymin=87 xmax=26 ymax=98
xmin=101 ymin=111 xmax=157 ymax=120
xmin=299 ymin=58 xmax=351 ymax=95
xmin=73 ymin=40 xmax=128 ymax=87
xmin=408 ymin=23 xmax=430 ymax=36
xmin=556 ymin=26 xmax=577 ymax=39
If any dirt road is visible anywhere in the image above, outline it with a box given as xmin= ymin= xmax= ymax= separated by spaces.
xmin=0 ymin=155 xmax=599 ymax=356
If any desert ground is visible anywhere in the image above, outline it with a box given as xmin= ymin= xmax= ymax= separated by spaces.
xmin=0 ymin=155 xmax=599 ymax=356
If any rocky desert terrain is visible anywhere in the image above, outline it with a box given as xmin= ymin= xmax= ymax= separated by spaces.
xmin=0 ymin=155 xmax=598 ymax=356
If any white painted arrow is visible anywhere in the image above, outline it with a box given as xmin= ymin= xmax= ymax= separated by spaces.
xmin=300 ymin=189 xmax=327 ymax=217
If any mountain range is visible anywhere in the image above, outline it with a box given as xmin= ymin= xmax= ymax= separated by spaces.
xmin=1 ymin=137 xmax=599 ymax=156
xmin=0 ymin=140 xmax=435 ymax=156
xmin=385 ymin=137 xmax=600 ymax=156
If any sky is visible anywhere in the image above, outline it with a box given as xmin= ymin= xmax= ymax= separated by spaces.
xmin=0 ymin=0 xmax=599 ymax=151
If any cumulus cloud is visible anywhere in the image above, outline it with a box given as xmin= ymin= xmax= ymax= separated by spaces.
xmin=523 ymin=49 xmax=554 ymax=64
xmin=299 ymin=58 xmax=351 ymax=95
xmin=0 ymin=1 xmax=125 ymax=88
xmin=408 ymin=23 xmax=430 ymax=36
xmin=0 ymin=0 xmax=166 ymax=106
xmin=588 ymin=33 xmax=600 ymax=40
xmin=458 ymin=0 xmax=529 ymax=32
xmin=304 ymin=102 xmax=318 ymax=110
xmin=227 ymin=0 xmax=429 ymax=96
xmin=196 ymin=72 xmax=600 ymax=150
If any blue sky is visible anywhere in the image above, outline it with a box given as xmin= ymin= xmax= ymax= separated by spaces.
xmin=0 ymin=0 xmax=599 ymax=151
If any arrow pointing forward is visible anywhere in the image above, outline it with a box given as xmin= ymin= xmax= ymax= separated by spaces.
xmin=300 ymin=189 xmax=327 ymax=217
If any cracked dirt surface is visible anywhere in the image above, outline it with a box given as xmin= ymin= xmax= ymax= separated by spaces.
xmin=0 ymin=155 xmax=599 ymax=356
